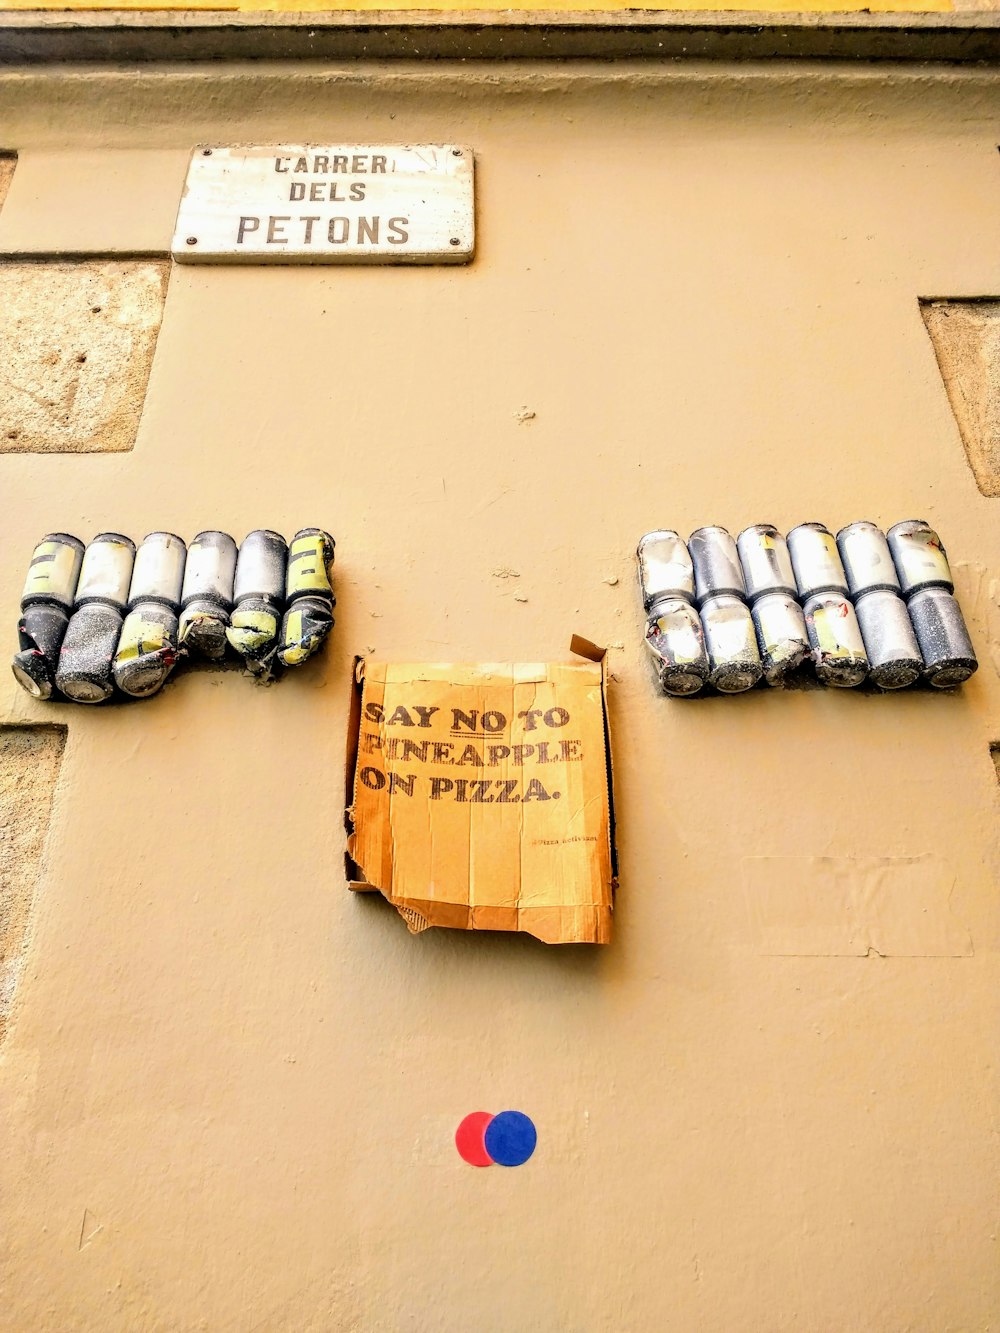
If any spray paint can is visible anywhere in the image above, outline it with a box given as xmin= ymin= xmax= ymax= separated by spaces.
xmin=178 ymin=530 xmax=238 ymax=660
xmin=226 ymin=529 xmax=288 ymax=677
xmin=751 ymin=592 xmax=809 ymax=686
xmin=113 ymin=532 xmax=187 ymax=699
xmin=907 ymin=587 xmax=978 ymax=688
xmin=887 ymin=520 xmax=954 ymax=596
xmin=12 ymin=533 xmax=84 ymax=699
xmin=700 ymin=594 xmax=762 ymax=693
xmin=278 ymin=529 xmax=336 ymax=667
xmin=55 ymin=533 xmax=135 ymax=703
xmin=636 ymin=530 xmax=695 ymax=607
xmin=803 ymin=592 xmax=868 ymax=687
xmin=644 ymin=597 xmax=709 ymax=696
xmin=788 ymin=522 xmax=849 ymax=598
xmin=836 ymin=521 xmax=900 ymax=597
xmin=736 ymin=525 xmax=796 ymax=603
xmin=688 ymin=527 xmax=746 ymax=606
xmin=854 ymin=589 xmax=922 ymax=689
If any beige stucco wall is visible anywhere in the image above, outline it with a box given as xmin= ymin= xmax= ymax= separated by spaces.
xmin=1 ymin=58 xmax=999 ymax=1330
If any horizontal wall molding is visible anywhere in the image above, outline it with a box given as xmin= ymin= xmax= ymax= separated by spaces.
xmin=3 ymin=10 xmax=1000 ymax=65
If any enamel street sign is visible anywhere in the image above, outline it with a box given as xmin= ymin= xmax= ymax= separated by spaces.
xmin=172 ymin=144 xmax=475 ymax=264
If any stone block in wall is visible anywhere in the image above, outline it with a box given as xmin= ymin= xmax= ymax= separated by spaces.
xmin=0 ymin=725 xmax=66 ymax=1043
xmin=0 ymin=258 xmax=168 ymax=453
xmin=921 ymin=298 xmax=1000 ymax=498
xmin=0 ymin=152 xmax=15 ymax=212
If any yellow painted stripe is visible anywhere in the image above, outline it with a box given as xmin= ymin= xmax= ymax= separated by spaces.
xmin=0 ymin=0 xmax=955 ymax=11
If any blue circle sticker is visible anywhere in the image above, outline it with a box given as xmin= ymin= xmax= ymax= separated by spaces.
xmin=483 ymin=1110 xmax=537 ymax=1167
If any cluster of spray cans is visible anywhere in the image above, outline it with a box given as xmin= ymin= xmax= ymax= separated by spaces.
xmin=637 ymin=520 xmax=977 ymax=697
xmin=12 ymin=527 xmax=336 ymax=704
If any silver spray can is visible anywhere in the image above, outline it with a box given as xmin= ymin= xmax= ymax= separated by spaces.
xmin=736 ymin=524 xmax=796 ymax=602
xmin=12 ymin=533 xmax=85 ymax=699
xmin=74 ymin=531 xmax=136 ymax=606
xmin=688 ymin=527 xmax=746 ymax=606
xmin=278 ymin=528 xmax=336 ymax=667
xmin=226 ymin=529 xmax=288 ymax=677
xmin=887 ymin=520 xmax=954 ymax=596
xmin=644 ymin=597 xmax=709 ymax=697
xmin=55 ymin=533 xmax=135 ymax=703
xmin=751 ymin=591 xmax=809 ymax=686
xmin=803 ymin=592 xmax=868 ymax=687
xmin=907 ymin=587 xmax=978 ymax=688
xmin=854 ymin=589 xmax=922 ymax=689
xmin=179 ymin=530 xmax=238 ymax=660
xmin=836 ymin=521 xmax=900 ymax=597
xmin=788 ymin=522 xmax=849 ymax=598
xmin=700 ymin=594 xmax=762 ymax=693
xmin=636 ymin=530 xmax=695 ymax=607
xmin=114 ymin=532 xmax=187 ymax=699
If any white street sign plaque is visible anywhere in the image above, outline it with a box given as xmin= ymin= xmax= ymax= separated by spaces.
xmin=172 ymin=144 xmax=475 ymax=265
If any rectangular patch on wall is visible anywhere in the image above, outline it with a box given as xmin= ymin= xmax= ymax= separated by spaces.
xmin=743 ymin=855 xmax=973 ymax=958
xmin=345 ymin=656 xmax=616 ymax=944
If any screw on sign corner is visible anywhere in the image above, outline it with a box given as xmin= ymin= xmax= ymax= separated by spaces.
xmin=185 ymin=237 xmax=198 ymax=247
xmin=455 ymin=1111 xmax=537 ymax=1168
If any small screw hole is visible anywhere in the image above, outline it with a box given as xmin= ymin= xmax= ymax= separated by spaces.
xmin=450 ymin=238 xmax=461 ymax=246
xmin=186 ymin=237 xmax=198 ymax=246
xmin=202 ymin=148 xmax=213 ymax=156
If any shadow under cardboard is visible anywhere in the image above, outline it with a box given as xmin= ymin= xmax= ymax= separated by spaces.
xmin=349 ymin=887 xmax=615 ymax=978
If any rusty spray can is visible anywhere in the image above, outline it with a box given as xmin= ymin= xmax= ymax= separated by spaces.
xmin=700 ymin=593 xmax=762 ymax=693
xmin=887 ymin=520 xmax=954 ymax=596
xmin=113 ymin=532 xmax=186 ymax=698
xmin=803 ymin=591 xmax=869 ymax=687
xmin=55 ymin=533 xmax=135 ymax=703
xmin=178 ymin=530 xmax=238 ymax=660
xmin=907 ymin=587 xmax=978 ymax=688
xmin=278 ymin=528 xmax=336 ymax=667
xmin=788 ymin=522 xmax=849 ymax=599
xmin=637 ymin=531 xmax=708 ymax=695
xmin=226 ymin=530 xmax=288 ymax=677
xmin=12 ymin=533 xmax=84 ymax=699
xmin=688 ymin=526 xmax=746 ymax=605
xmin=737 ymin=525 xmax=806 ymax=683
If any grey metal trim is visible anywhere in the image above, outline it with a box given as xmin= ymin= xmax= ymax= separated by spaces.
xmin=2 ymin=9 xmax=1000 ymax=65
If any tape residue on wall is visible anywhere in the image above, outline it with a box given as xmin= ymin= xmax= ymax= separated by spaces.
xmin=743 ymin=854 xmax=973 ymax=957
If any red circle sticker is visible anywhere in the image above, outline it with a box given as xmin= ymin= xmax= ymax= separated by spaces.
xmin=455 ymin=1111 xmax=494 ymax=1167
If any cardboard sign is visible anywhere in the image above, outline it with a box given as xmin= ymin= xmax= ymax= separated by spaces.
xmin=345 ymin=654 xmax=616 ymax=944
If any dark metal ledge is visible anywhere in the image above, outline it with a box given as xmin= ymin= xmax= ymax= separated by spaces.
xmin=2 ymin=9 xmax=1000 ymax=64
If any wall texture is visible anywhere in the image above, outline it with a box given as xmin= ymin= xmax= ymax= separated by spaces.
xmin=0 ymin=59 xmax=998 ymax=1331
xmin=0 ymin=724 xmax=65 ymax=1042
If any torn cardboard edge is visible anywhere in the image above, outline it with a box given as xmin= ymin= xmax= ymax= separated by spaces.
xmin=344 ymin=636 xmax=617 ymax=944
